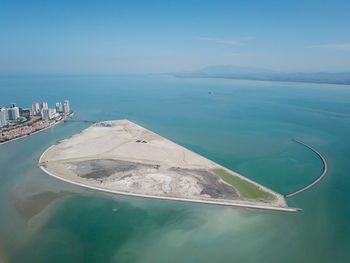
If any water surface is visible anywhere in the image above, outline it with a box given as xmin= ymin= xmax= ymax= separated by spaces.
xmin=0 ymin=75 xmax=349 ymax=262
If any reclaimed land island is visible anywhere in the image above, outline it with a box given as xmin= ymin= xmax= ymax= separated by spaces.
xmin=39 ymin=120 xmax=299 ymax=212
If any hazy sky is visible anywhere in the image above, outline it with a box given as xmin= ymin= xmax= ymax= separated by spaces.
xmin=1 ymin=0 xmax=350 ymax=74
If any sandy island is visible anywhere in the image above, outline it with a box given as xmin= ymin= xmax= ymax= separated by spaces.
xmin=38 ymin=120 xmax=299 ymax=212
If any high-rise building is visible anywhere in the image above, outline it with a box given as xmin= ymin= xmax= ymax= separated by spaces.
xmin=32 ymin=102 xmax=40 ymax=115
xmin=0 ymin=107 xmax=8 ymax=120
xmin=0 ymin=108 xmax=8 ymax=127
xmin=41 ymin=109 xmax=51 ymax=120
xmin=11 ymin=103 xmax=16 ymax=108
xmin=50 ymin=108 xmax=57 ymax=118
xmin=7 ymin=107 xmax=20 ymax=120
xmin=40 ymin=102 xmax=48 ymax=110
xmin=64 ymin=100 xmax=70 ymax=114
xmin=55 ymin=102 xmax=63 ymax=113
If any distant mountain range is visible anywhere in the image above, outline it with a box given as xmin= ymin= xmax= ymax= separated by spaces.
xmin=170 ymin=65 xmax=350 ymax=85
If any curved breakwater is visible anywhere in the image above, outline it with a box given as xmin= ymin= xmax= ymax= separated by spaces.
xmin=285 ymin=139 xmax=328 ymax=198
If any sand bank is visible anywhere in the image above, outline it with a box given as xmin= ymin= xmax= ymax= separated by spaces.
xmin=39 ymin=120 xmax=299 ymax=212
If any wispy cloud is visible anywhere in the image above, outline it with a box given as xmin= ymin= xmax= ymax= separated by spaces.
xmin=197 ymin=37 xmax=253 ymax=45
xmin=310 ymin=43 xmax=350 ymax=50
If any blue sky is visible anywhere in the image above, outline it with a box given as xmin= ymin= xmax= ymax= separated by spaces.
xmin=1 ymin=0 xmax=350 ymax=74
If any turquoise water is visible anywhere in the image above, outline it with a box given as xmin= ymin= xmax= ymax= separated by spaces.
xmin=0 ymin=75 xmax=350 ymax=262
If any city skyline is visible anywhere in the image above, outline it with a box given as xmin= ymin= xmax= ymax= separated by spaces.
xmin=0 ymin=99 xmax=72 ymax=142
xmin=1 ymin=0 xmax=350 ymax=74
xmin=0 ymin=99 xmax=71 ymax=127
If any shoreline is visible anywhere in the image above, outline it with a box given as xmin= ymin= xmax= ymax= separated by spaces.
xmin=170 ymin=74 xmax=350 ymax=87
xmin=38 ymin=120 xmax=300 ymax=213
xmin=38 ymin=158 xmax=300 ymax=212
xmin=0 ymin=112 xmax=74 ymax=146
xmin=131 ymin=121 xmax=287 ymax=205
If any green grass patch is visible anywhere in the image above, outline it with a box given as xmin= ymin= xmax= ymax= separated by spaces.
xmin=213 ymin=169 xmax=273 ymax=200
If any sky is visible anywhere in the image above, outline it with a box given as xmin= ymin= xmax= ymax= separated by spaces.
xmin=0 ymin=0 xmax=350 ymax=74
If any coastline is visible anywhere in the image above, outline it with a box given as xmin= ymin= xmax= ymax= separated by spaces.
xmin=38 ymin=120 xmax=301 ymax=213
xmin=0 ymin=112 xmax=74 ymax=146
xmin=131 ymin=120 xmax=287 ymax=206
xmin=38 ymin=158 xmax=300 ymax=212
xmin=170 ymin=74 xmax=350 ymax=87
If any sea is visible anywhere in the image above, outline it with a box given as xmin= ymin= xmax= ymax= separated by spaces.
xmin=0 ymin=74 xmax=349 ymax=263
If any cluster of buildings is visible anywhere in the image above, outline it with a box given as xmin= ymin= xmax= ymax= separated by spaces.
xmin=31 ymin=100 xmax=70 ymax=121
xmin=0 ymin=99 xmax=72 ymax=142
xmin=0 ymin=103 xmax=20 ymax=128
xmin=0 ymin=119 xmax=50 ymax=141
xmin=0 ymin=100 xmax=71 ymax=128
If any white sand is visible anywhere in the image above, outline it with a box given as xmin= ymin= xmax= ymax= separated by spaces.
xmin=39 ymin=120 xmax=294 ymax=211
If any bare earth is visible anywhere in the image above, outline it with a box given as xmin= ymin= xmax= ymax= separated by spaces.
xmin=39 ymin=120 xmax=297 ymax=212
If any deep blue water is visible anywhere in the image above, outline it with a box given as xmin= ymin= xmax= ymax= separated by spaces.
xmin=0 ymin=75 xmax=349 ymax=262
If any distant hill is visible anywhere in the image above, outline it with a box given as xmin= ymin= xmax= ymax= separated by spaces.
xmin=171 ymin=65 xmax=350 ymax=85
xmin=196 ymin=65 xmax=274 ymax=75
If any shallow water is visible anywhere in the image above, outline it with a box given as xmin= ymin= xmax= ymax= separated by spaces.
xmin=0 ymin=75 xmax=350 ymax=262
